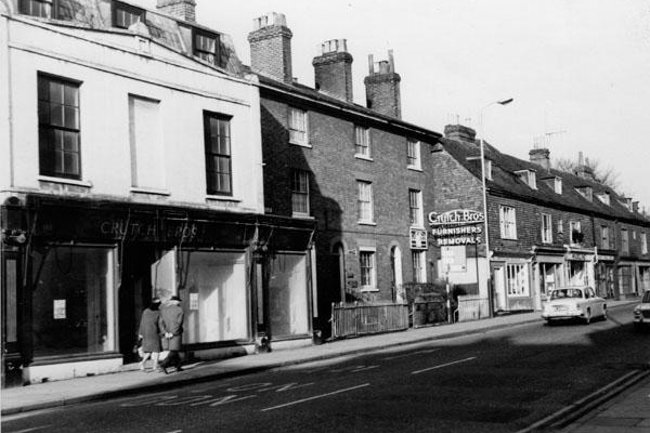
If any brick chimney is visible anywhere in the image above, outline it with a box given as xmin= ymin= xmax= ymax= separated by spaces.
xmin=574 ymin=151 xmax=595 ymax=181
xmin=529 ymin=147 xmax=550 ymax=170
xmin=156 ymin=0 xmax=196 ymax=22
xmin=443 ymin=124 xmax=477 ymax=143
xmin=312 ymin=39 xmax=353 ymax=102
xmin=248 ymin=12 xmax=293 ymax=84
xmin=364 ymin=50 xmax=401 ymax=119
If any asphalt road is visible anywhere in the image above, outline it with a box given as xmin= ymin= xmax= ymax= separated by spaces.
xmin=3 ymin=304 xmax=648 ymax=433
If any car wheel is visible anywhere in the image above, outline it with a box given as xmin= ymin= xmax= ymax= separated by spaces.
xmin=584 ymin=309 xmax=591 ymax=325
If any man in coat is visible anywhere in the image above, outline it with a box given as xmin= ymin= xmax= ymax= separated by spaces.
xmin=159 ymin=295 xmax=184 ymax=373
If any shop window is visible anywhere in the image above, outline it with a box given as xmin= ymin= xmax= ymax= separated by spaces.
xmin=31 ymin=246 xmax=116 ymax=357
xmin=506 ymin=263 xmax=528 ymax=296
xmin=409 ymin=189 xmax=423 ymax=227
xmin=129 ymin=95 xmax=165 ymax=191
xmin=291 ymin=169 xmax=310 ymax=216
xmin=178 ymin=251 xmax=249 ymax=343
xmin=357 ymin=180 xmax=374 ymax=223
xmin=113 ymin=1 xmax=145 ymax=29
xmin=406 ymin=138 xmax=421 ymax=169
xmin=38 ymin=73 xmax=81 ymax=179
xmin=3 ymin=258 xmax=19 ymax=347
xmin=499 ymin=205 xmax=517 ymax=239
xmin=203 ymin=111 xmax=232 ymax=195
xmin=288 ymin=107 xmax=309 ymax=146
xmin=268 ymin=253 xmax=309 ymax=339
xmin=412 ymin=250 xmax=426 ymax=283
xmin=359 ymin=250 xmax=376 ymax=290
xmin=194 ymin=30 xmax=220 ymax=66
xmin=541 ymin=213 xmax=552 ymax=244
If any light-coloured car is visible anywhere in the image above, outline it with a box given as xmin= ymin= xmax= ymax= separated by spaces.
xmin=633 ymin=290 xmax=650 ymax=332
xmin=542 ymin=286 xmax=607 ymax=325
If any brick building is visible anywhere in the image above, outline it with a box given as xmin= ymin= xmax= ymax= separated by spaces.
xmin=246 ymin=14 xmax=442 ymax=333
xmin=432 ymin=124 xmax=650 ymax=313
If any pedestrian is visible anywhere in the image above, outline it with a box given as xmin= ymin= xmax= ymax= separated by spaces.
xmin=158 ymin=295 xmax=184 ymax=373
xmin=137 ymin=297 xmax=162 ymax=372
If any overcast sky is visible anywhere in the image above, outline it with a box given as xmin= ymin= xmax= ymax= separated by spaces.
xmin=140 ymin=0 xmax=650 ymax=210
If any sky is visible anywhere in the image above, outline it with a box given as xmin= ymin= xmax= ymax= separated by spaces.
xmin=139 ymin=0 xmax=650 ymax=210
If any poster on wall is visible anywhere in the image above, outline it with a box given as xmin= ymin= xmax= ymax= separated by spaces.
xmin=441 ymin=246 xmax=467 ymax=273
xmin=190 ymin=293 xmax=199 ymax=311
xmin=54 ymin=299 xmax=66 ymax=319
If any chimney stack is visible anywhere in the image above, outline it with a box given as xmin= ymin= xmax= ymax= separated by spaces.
xmin=574 ymin=152 xmax=595 ymax=181
xmin=156 ymin=0 xmax=196 ymax=22
xmin=364 ymin=50 xmax=401 ymax=119
xmin=248 ymin=12 xmax=293 ymax=84
xmin=443 ymin=124 xmax=477 ymax=143
xmin=312 ymin=39 xmax=353 ymax=102
xmin=529 ymin=148 xmax=550 ymax=171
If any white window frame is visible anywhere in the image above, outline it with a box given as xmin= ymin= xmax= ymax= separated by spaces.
xmin=554 ymin=177 xmax=563 ymax=194
xmin=506 ymin=263 xmax=529 ymax=296
xmin=411 ymin=250 xmax=427 ymax=283
xmin=407 ymin=138 xmax=421 ymax=170
xmin=409 ymin=189 xmax=424 ymax=228
xmin=484 ymin=159 xmax=493 ymax=181
xmin=516 ymin=170 xmax=537 ymax=189
xmin=642 ymin=232 xmax=648 ymax=255
xmin=557 ymin=219 xmax=564 ymax=234
xmin=541 ymin=213 xmax=552 ymax=244
xmin=499 ymin=205 xmax=517 ymax=240
xmin=359 ymin=248 xmax=377 ymax=291
xmin=291 ymin=169 xmax=310 ymax=217
xmin=288 ymin=107 xmax=309 ymax=146
xmin=354 ymin=125 xmax=371 ymax=159
xmin=357 ymin=180 xmax=374 ymax=224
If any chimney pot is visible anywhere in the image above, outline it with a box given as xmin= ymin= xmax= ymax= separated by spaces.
xmin=529 ymin=147 xmax=551 ymax=171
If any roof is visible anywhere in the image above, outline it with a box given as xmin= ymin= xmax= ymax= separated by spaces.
xmin=440 ymin=134 xmax=650 ymax=226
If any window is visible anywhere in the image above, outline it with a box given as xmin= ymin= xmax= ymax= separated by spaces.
xmin=499 ymin=206 xmax=517 ymax=239
xmin=597 ymin=192 xmax=610 ymax=206
xmin=113 ymin=2 xmax=145 ymax=29
xmin=621 ymin=228 xmax=629 ymax=254
xmin=557 ymin=219 xmax=564 ymax=234
xmin=194 ymin=30 xmax=220 ymax=66
xmin=409 ymin=189 xmax=423 ymax=227
xmin=601 ymin=225 xmax=611 ymax=250
xmin=407 ymin=138 xmax=421 ymax=169
xmin=291 ymin=170 xmax=310 ymax=216
xmin=516 ymin=170 xmax=537 ymax=189
xmin=38 ymin=74 xmax=81 ymax=179
xmin=203 ymin=112 xmax=232 ymax=195
xmin=288 ymin=107 xmax=308 ymax=146
xmin=359 ymin=250 xmax=376 ymax=290
xmin=541 ymin=213 xmax=552 ymax=244
xmin=412 ymin=250 xmax=426 ymax=283
xmin=570 ymin=221 xmax=583 ymax=245
xmin=354 ymin=125 xmax=371 ymax=158
xmin=357 ymin=180 xmax=374 ymax=223
xmin=554 ymin=177 xmax=563 ymax=194
xmin=576 ymin=186 xmax=593 ymax=201
xmin=19 ymin=0 xmax=52 ymax=17
xmin=642 ymin=233 xmax=648 ymax=255
xmin=506 ymin=263 xmax=529 ymax=296
xmin=129 ymin=95 xmax=165 ymax=190
xmin=484 ymin=159 xmax=493 ymax=181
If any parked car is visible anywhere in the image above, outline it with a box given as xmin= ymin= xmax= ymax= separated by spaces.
xmin=542 ymin=286 xmax=607 ymax=325
xmin=633 ymin=290 xmax=650 ymax=332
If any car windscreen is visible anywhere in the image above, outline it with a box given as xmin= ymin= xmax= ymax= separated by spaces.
xmin=643 ymin=291 xmax=650 ymax=303
xmin=550 ymin=289 xmax=583 ymax=300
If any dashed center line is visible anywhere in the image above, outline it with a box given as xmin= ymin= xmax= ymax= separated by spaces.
xmin=261 ymin=383 xmax=371 ymax=412
xmin=411 ymin=356 xmax=477 ymax=375
xmin=7 ymin=427 xmax=52 ymax=433
xmin=383 ymin=348 xmax=439 ymax=360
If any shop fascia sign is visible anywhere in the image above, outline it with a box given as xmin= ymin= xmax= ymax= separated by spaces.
xmin=428 ymin=209 xmax=484 ymax=246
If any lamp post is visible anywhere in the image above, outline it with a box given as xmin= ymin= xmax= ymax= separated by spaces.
xmin=479 ymin=98 xmax=513 ymax=317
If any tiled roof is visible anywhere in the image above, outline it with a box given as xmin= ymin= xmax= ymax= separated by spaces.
xmin=440 ymin=135 xmax=650 ymax=226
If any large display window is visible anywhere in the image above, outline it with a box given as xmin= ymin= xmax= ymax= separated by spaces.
xmin=31 ymin=245 xmax=116 ymax=357
xmin=268 ymin=253 xmax=309 ymax=339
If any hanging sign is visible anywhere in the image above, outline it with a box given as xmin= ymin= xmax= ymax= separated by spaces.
xmin=410 ymin=228 xmax=428 ymax=250
xmin=429 ymin=209 xmax=484 ymax=247
xmin=54 ymin=299 xmax=66 ymax=319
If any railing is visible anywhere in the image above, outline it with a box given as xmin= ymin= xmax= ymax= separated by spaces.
xmin=412 ymin=300 xmax=448 ymax=328
xmin=455 ymin=295 xmax=490 ymax=322
xmin=331 ymin=302 xmax=409 ymax=339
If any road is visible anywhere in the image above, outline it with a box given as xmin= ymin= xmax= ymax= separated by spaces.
xmin=3 ymin=304 xmax=648 ymax=433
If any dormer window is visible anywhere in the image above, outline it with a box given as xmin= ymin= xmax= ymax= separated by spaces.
xmin=466 ymin=156 xmax=492 ymax=180
xmin=596 ymin=192 xmax=610 ymax=206
xmin=554 ymin=177 xmax=562 ymax=194
xmin=194 ymin=30 xmax=221 ymax=66
xmin=113 ymin=1 xmax=145 ymax=29
xmin=515 ymin=169 xmax=537 ymax=189
xmin=576 ymin=186 xmax=593 ymax=201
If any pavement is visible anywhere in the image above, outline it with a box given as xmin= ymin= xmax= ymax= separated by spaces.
xmin=2 ymin=300 xmax=648 ymax=432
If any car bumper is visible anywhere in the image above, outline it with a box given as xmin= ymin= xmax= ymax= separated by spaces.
xmin=542 ymin=311 xmax=584 ymax=320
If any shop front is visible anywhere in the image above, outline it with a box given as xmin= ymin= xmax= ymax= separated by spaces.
xmin=564 ymin=248 xmax=595 ymax=288
xmin=595 ymin=251 xmax=616 ymax=299
xmin=1 ymin=194 xmax=314 ymax=386
xmin=531 ymin=247 xmax=566 ymax=309
xmin=491 ymin=253 xmax=533 ymax=312
xmin=617 ymin=261 xmax=637 ymax=299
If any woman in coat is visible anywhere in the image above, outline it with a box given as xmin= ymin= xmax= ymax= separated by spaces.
xmin=158 ymin=295 xmax=184 ymax=373
xmin=138 ymin=298 xmax=162 ymax=371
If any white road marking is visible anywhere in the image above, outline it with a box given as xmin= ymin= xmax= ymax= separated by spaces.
xmin=261 ymin=383 xmax=371 ymax=412
xmin=7 ymin=427 xmax=51 ymax=433
xmin=411 ymin=356 xmax=477 ymax=375
xmin=384 ymin=348 xmax=439 ymax=360
xmin=164 ymin=430 xmax=182 ymax=433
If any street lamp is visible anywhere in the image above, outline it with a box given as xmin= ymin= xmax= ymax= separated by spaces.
xmin=479 ymin=98 xmax=513 ymax=317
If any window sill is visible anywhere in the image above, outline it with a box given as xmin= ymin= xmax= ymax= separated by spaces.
xmin=38 ymin=175 xmax=92 ymax=188
xmin=289 ymin=141 xmax=312 ymax=148
xmin=130 ymin=187 xmax=171 ymax=196
xmin=358 ymin=221 xmax=377 ymax=226
xmin=407 ymin=165 xmax=423 ymax=172
xmin=501 ymin=237 xmax=518 ymax=241
xmin=206 ymin=195 xmax=240 ymax=203
xmin=292 ymin=213 xmax=314 ymax=220
xmin=355 ymin=154 xmax=373 ymax=161
xmin=360 ymin=287 xmax=379 ymax=293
